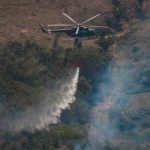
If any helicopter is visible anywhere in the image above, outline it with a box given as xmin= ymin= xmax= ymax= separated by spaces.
xmin=38 ymin=13 xmax=113 ymax=38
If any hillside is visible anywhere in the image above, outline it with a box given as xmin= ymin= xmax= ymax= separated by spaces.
xmin=0 ymin=0 xmax=112 ymax=47
xmin=0 ymin=0 xmax=150 ymax=150
xmin=88 ymin=17 xmax=150 ymax=149
xmin=1 ymin=0 xmax=149 ymax=47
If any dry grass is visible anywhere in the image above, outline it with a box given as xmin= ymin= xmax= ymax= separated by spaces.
xmin=0 ymin=0 xmax=113 ymax=47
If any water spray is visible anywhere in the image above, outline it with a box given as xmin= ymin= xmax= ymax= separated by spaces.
xmin=0 ymin=67 xmax=80 ymax=133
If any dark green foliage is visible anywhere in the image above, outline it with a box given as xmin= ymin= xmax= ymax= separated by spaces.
xmin=135 ymin=0 xmax=147 ymax=19
xmin=61 ymin=98 xmax=90 ymax=124
xmin=111 ymin=0 xmax=120 ymax=7
xmin=106 ymin=2 xmax=127 ymax=31
xmin=78 ymin=76 xmax=92 ymax=95
xmin=97 ymin=37 xmax=114 ymax=50
xmin=0 ymin=40 xmax=112 ymax=149
xmin=67 ymin=47 xmax=110 ymax=77
xmin=0 ymin=40 xmax=68 ymax=112
xmin=112 ymin=6 xmax=125 ymax=21
xmin=137 ymin=0 xmax=144 ymax=6
xmin=0 ymin=40 xmax=111 ymax=115
xmin=0 ymin=124 xmax=87 ymax=150
xmin=52 ymin=34 xmax=60 ymax=48
xmin=51 ymin=124 xmax=87 ymax=145
xmin=131 ymin=46 xmax=140 ymax=53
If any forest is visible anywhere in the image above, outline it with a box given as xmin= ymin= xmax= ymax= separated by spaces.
xmin=0 ymin=0 xmax=149 ymax=150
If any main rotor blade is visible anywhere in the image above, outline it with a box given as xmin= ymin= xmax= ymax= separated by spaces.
xmin=47 ymin=24 xmax=74 ymax=27
xmin=86 ymin=25 xmax=113 ymax=31
xmin=63 ymin=12 xmax=77 ymax=24
xmin=75 ymin=26 xmax=80 ymax=35
xmin=49 ymin=28 xmax=71 ymax=32
xmin=87 ymin=25 xmax=111 ymax=29
xmin=81 ymin=14 xmax=101 ymax=25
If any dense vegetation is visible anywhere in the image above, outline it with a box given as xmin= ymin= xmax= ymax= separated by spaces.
xmin=0 ymin=0 xmax=149 ymax=149
xmin=0 ymin=39 xmax=112 ymax=149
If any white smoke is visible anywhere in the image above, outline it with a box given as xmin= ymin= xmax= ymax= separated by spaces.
xmin=0 ymin=67 xmax=80 ymax=133
xmin=85 ymin=64 xmax=125 ymax=150
xmin=85 ymin=47 xmax=150 ymax=149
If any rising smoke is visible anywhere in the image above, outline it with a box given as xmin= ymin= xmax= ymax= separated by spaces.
xmin=83 ymin=47 xmax=150 ymax=150
xmin=0 ymin=67 xmax=80 ymax=133
xmin=85 ymin=64 xmax=127 ymax=150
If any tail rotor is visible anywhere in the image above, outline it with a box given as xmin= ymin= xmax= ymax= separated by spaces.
xmin=37 ymin=22 xmax=42 ymax=32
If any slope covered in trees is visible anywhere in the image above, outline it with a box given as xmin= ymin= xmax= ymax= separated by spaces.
xmin=0 ymin=0 xmax=150 ymax=150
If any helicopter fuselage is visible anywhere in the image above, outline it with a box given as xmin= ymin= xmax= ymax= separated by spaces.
xmin=65 ymin=27 xmax=96 ymax=37
xmin=39 ymin=13 xmax=111 ymax=39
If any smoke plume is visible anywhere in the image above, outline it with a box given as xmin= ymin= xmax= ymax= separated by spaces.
xmin=84 ymin=47 xmax=150 ymax=150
